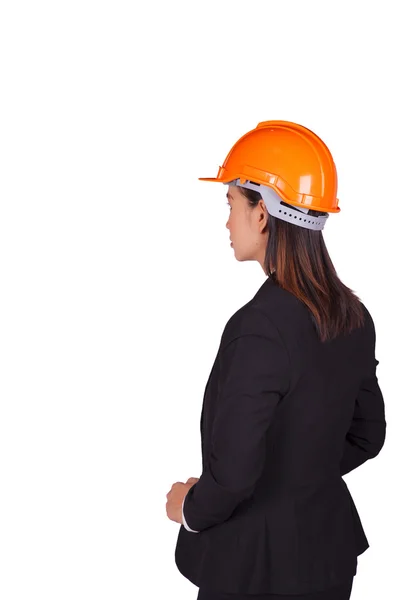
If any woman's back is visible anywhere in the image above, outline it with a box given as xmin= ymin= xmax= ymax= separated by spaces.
xmin=175 ymin=275 xmax=386 ymax=595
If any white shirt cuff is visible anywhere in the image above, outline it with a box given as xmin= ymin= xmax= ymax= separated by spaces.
xmin=182 ymin=494 xmax=200 ymax=533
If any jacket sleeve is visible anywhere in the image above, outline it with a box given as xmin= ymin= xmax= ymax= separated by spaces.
xmin=340 ymin=312 xmax=386 ymax=476
xmin=182 ymin=329 xmax=290 ymax=532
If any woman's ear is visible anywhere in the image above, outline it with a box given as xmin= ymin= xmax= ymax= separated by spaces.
xmin=259 ymin=201 xmax=268 ymax=229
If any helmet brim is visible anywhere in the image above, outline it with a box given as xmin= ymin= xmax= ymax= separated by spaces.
xmin=198 ymin=176 xmax=243 ymax=183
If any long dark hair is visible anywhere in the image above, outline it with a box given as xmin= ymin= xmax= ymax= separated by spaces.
xmin=239 ymin=185 xmax=365 ymax=342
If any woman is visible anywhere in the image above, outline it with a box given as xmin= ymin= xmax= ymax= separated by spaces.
xmin=166 ymin=121 xmax=386 ymax=600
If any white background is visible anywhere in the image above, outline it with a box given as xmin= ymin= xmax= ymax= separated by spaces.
xmin=0 ymin=1 xmax=397 ymax=598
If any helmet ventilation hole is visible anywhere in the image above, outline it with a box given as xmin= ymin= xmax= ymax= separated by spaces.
xmin=272 ymin=205 xmax=319 ymax=227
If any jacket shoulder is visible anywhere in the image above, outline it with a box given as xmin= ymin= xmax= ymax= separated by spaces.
xmin=219 ymin=299 xmax=283 ymax=353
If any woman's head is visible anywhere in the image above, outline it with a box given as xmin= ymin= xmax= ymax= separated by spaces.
xmin=226 ymin=182 xmax=365 ymax=341
xmin=229 ymin=183 xmax=330 ymax=276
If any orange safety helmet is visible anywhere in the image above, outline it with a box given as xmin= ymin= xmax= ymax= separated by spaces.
xmin=199 ymin=120 xmax=340 ymax=231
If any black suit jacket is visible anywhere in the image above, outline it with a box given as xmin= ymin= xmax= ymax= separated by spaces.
xmin=174 ymin=274 xmax=386 ymax=595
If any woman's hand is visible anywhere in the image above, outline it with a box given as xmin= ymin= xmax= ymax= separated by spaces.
xmin=166 ymin=477 xmax=200 ymax=524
